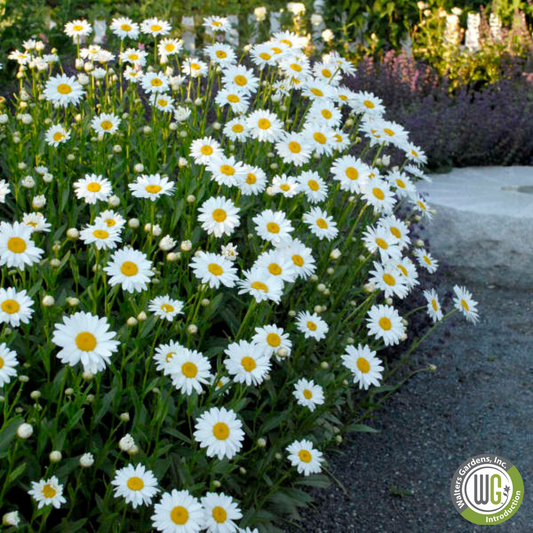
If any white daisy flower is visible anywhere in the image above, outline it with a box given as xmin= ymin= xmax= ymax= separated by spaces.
xmin=237 ymin=165 xmax=266 ymax=196
xmin=22 ymin=212 xmax=51 ymax=233
xmin=190 ymin=137 xmax=223 ymax=165
xmin=91 ymin=113 xmax=121 ymax=135
xmin=412 ymin=194 xmax=433 ymax=219
xmin=28 ymin=476 xmax=66 ymax=509
xmin=124 ymin=66 xmax=144 ymax=82
xmin=366 ymin=304 xmax=405 ymax=346
xmin=104 ymin=247 xmax=154 ymax=293
xmin=0 ymin=287 xmax=34 ymax=327
xmin=254 ymin=250 xmax=297 ymax=283
xmin=386 ymin=171 xmax=416 ymax=199
xmin=453 ymin=285 xmax=480 ymax=324
xmin=396 ymin=256 xmax=419 ymax=289
xmin=297 ymin=171 xmax=328 ymax=204
xmin=80 ymin=222 xmax=122 ymax=250
xmin=222 ymin=65 xmax=259 ymax=95
xmin=111 ymin=464 xmax=160 ymax=509
xmin=0 ymin=343 xmax=19 ymax=387
xmin=237 ymin=268 xmax=284 ymax=304
xmin=52 ymin=311 xmax=119 ymax=374
xmin=64 ymin=19 xmax=92 ymax=39
xmin=214 ymin=88 xmax=250 ymax=114
xmin=423 ymin=288 xmax=443 ymax=323
xmin=0 ymin=180 xmax=10 ymax=203
xmin=220 ymin=242 xmax=239 ymax=261
xmin=193 ymin=407 xmax=244 ymax=460
xmin=110 ymin=17 xmax=139 ymax=39
xmin=158 ymin=38 xmax=183 ymax=57
xmin=303 ymin=207 xmax=338 ymax=241
xmin=43 ymin=74 xmax=84 ymax=107
xmin=203 ymin=16 xmax=231 ymax=33
xmin=252 ymin=324 xmax=292 ymax=359
xmin=181 ymin=58 xmax=209 ymax=78
xmin=307 ymin=100 xmax=342 ymax=128
xmin=129 ymin=174 xmax=175 ymax=201
xmin=207 ymin=156 xmax=246 ymax=187
xmin=141 ymin=17 xmax=171 ymax=37
xmin=330 ymin=155 xmax=370 ymax=194
xmin=169 ymin=348 xmax=211 ymax=396
xmin=224 ymin=340 xmax=271 ymax=386
xmin=415 ymin=249 xmax=439 ymax=274
xmin=296 ymin=311 xmax=328 ymax=340
xmin=350 ymin=91 xmax=385 ymax=117
xmin=201 ymin=492 xmax=242 ymax=533
xmin=153 ymin=341 xmax=183 ymax=376
xmin=362 ymin=225 xmax=402 ymax=261
xmin=198 ymin=197 xmax=241 ymax=238
xmin=120 ymin=48 xmax=148 ymax=66
xmin=204 ymin=43 xmax=236 ymax=66
xmin=362 ymin=178 xmax=397 ymax=214
xmin=141 ymin=71 xmax=170 ymax=94
xmin=152 ymin=489 xmax=205 ymax=533
xmin=190 ymin=252 xmax=239 ymax=289
xmin=368 ymin=261 xmax=409 ymax=299
xmin=271 ymin=174 xmax=299 ymax=198
xmin=252 ymin=209 xmax=293 ymax=245
xmin=404 ymin=142 xmax=428 ymax=165
xmin=275 ymin=133 xmax=312 ymax=167
xmin=342 ymin=344 xmax=384 ymax=389
xmin=303 ymin=124 xmax=336 ymax=156
xmin=149 ymin=296 xmax=184 ymax=322
xmin=378 ymin=216 xmax=410 ymax=250
xmin=293 ymin=378 xmax=325 ymax=411
xmin=223 ymin=119 xmax=250 ymax=143
xmin=286 ymin=439 xmax=323 ymax=476
xmin=94 ymin=210 xmax=126 ymax=230
xmin=45 ymin=124 xmax=71 ymax=147
xmin=246 ymin=110 xmax=284 ymax=143
xmin=74 ymin=174 xmax=112 ymax=204
xmin=275 ymin=238 xmax=315 ymax=280
xmin=0 ymin=221 xmax=44 ymax=270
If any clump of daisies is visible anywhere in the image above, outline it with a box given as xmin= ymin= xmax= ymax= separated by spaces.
xmin=0 ymin=13 xmax=478 ymax=533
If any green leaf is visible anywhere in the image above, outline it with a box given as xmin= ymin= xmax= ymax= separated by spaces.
xmin=344 ymin=423 xmax=379 ymax=433
xmin=7 ymin=461 xmax=26 ymax=483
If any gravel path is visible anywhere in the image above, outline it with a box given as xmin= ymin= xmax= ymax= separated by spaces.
xmin=286 ymin=282 xmax=533 ymax=532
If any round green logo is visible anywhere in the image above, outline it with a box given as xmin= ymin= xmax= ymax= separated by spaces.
xmin=450 ymin=454 xmax=524 ymax=525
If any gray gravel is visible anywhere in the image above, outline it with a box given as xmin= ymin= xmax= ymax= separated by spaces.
xmin=285 ymin=282 xmax=533 ymax=532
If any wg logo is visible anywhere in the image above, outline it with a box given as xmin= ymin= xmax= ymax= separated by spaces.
xmin=450 ymin=454 xmax=524 ymax=525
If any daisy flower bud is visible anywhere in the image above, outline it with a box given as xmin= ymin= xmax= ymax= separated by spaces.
xmin=30 ymin=390 xmax=41 ymax=400
xmin=82 ymin=371 xmax=94 ymax=381
xmin=320 ymin=361 xmax=329 ymax=369
xmin=347 ymin=337 xmax=355 ymax=344
xmin=201 ymin=298 xmax=210 ymax=307
xmin=169 ymin=123 xmax=178 ymax=131
xmin=50 ymin=258 xmax=61 ymax=268
xmin=414 ymin=215 xmax=422 ymax=222
xmin=113 ymin=145 xmax=122 ymax=154
xmin=271 ymin=93 xmax=281 ymax=103
xmin=179 ymin=130 xmax=188 ymax=138
xmin=42 ymin=295 xmax=55 ymax=307
xmin=108 ymin=195 xmax=120 ymax=207
xmin=159 ymin=235 xmax=176 ymax=251
xmin=180 ymin=240 xmax=192 ymax=252
xmin=213 ymin=480 xmax=221 ymax=488
xmin=363 ymin=282 xmax=376 ymax=293
xmin=275 ymin=452 xmax=282 ymax=460
xmin=120 ymin=412 xmax=130 ymax=422
xmin=429 ymin=364 xmax=437 ymax=372
xmin=399 ymin=333 xmax=408 ymax=342
xmin=212 ymin=122 xmax=221 ymax=130
xmin=17 ymin=423 xmax=33 ymax=439
xmin=385 ymin=297 xmax=393 ymax=305
xmin=330 ymin=249 xmax=341 ymax=259
xmin=166 ymin=252 xmax=180 ymax=261
xmin=414 ymin=239 xmax=424 ymax=248
xmin=288 ymin=310 xmax=296 ymax=317
xmin=239 ymin=467 xmax=246 ymax=475
xmin=186 ymin=195 xmax=195 ymax=203
xmin=194 ymin=98 xmax=203 ymax=106
xmin=134 ymin=163 xmax=144 ymax=173
xmin=86 ymin=394 xmax=95 ymax=403
xmin=143 ymin=126 xmax=152 ymax=134
xmin=65 ymin=388 xmax=74 ymax=396
xmin=79 ymin=453 xmax=94 ymax=468
xmin=18 ymin=162 xmax=27 ymax=171
xmin=49 ymin=450 xmax=62 ymax=463
xmin=257 ymin=437 xmax=267 ymax=447
xmin=327 ymin=268 xmax=334 ymax=275
xmin=187 ymin=324 xmax=198 ymax=335
xmin=19 ymin=375 xmax=29 ymax=383
xmin=343 ymin=379 xmax=349 ymax=386
xmin=178 ymin=157 xmax=188 ymax=167
xmin=67 ymin=154 xmax=76 ymax=161
xmin=21 ymin=176 xmax=35 ymax=188
xmin=127 ymin=444 xmax=139 ymax=455
xmin=43 ymin=173 xmax=53 ymax=183
xmin=314 ymin=305 xmax=322 ymax=313
xmin=67 ymin=297 xmax=80 ymax=306
xmin=127 ymin=317 xmax=138 ymax=326
xmin=119 ymin=434 xmax=135 ymax=452
xmin=310 ymin=275 xmax=319 ymax=282
xmin=269 ymin=163 xmax=278 ymax=170
xmin=277 ymin=347 xmax=289 ymax=358
xmin=335 ymin=435 xmax=343 ymax=443
xmin=128 ymin=218 xmax=140 ymax=229
xmin=2 ymin=512 xmax=20 ymax=527
xmin=137 ymin=312 xmax=147 ymax=322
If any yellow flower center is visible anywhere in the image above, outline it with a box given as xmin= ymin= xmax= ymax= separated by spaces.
xmin=313 ymin=132 xmax=326 ymax=144
xmin=87 ymin=182 xmax=101 ymax=192
xmin=383 ymin=273 xmax=396 ymax=286
xmin=316 ymin=218 xmax=328 ymax=229
xmin=0 ymin=357 xmax=3 ymax=369
xmin=171 ymin=506 xmax=189 ymax=525
xmin=246 ymin=173 xmax=256 ymax=184
xmin=375 ymin=238 xmax=388 ymax=249
xmin=345 ymin=167 xmax=358 ymax=180
xmin=129 ymin=54 xmax=139 ymax=60
xmin=1 ymin=299 xmax=20 ymax=314
xmin=290 ymin=63 xmax=302 ymax=72
xmin=72 ymin=24 xmax=84 ymax=32
xmin=298 ymin=450 xmax=312 ymax=463
xmin=417 ymin=200 xmax=427 ymax=211
xmin=227 ymin=94 xmax=240 ymax=103
xmin=220 ymin=165 xmax=235 ymax=176
xmin=212 ymin=209 xmax=227 ymax=222
xmin=281 ymin=39 xmax=292 ymax=47
xmin=396 ymin=179 xmax=405 ymax=189
xmin=120 ymin=261 xmax=139 ymax=277
xmin=266 ymin=222 xmax=280 ymax=234
xmin=212 ymin=422 xmax=230 ymax=440
xmin=190 ymin=63 xmax=201 ymax=70
xmin=461 ymin=299 xmax=470 ymax=311
xmin=303 ymin=389 xmax=313 ymax=399
xmin=292 ymin=254 xmax=304 ymax=266
xmin=151 ymin=78 xmax=163 ymax=87
xmin=363 ymin=100 xmax=375 ymax=109
xmin=212 ymin=21 xmax=223 ymax=27
xmin=145 ymin=184 xmax=162 ymax=194
xmin=121 ymin=24 xmax=131 ymax=31
xmin=379 ymin=317 xmax=392 ymax=331
xmin=383 ymin=128 xmax=395 ymax=136
xmin=165 ymin=44 xmax=175 ymax=52
xmin=165 ymin=352 xmax=175 ymax=363
xmin=311 ymin=88 xmax=323 ymax=97
xmin=321 ymin=109 xmax=332 ymax=119
xmin=208 ymin=263 xmax=223 ymax=276
xmin=200 ymin=145 xmax=213 ymax=155
xmin=251 ymin=281 xmax=268 ymax=292
xmin=322 ymin=68 xmax=332 ymax=78
xmin=75 ymin=331 xmax=97 ymax=351
xmin=234 ymin=75 xmax=247 ymax=86
xmin=212 ymin=506 xmax=227 ymax=523
xmin=100 ymin=120 xmax=113 ymax=131
xmin=288 ymin=141 xmax=301 ymax=153
xmin=280 ymin=184 xmax=290 ymax=192
xmin=127 ymin=476 xmax=144 ymax=491
xmin=232 ymin=124 xmax=244 ymax=133
xmin=432 ymin=300 xmax=438 ymax=312
xmin=397 ymin=264 xmax=408 ymax=276
xmin=93 ymin=229 xmax=109 ymax=239
xmin=7 ymin=237 xmax=27 ymax=253
xmin=105 ymin=219 xmax=116 ymax=227
xmin=53 ymin=131 xmax=65 ymax=142
xmin=423 ymin=256 xmax=432 ymax=265
xmin=267 ymin=333 xmax=281 ymax=347
xmin=308 ymin=179 xmax=319 ymax=191
xmin=373 ymin=188 xmax=385 ymax=200
xmin=268 ymin=263 xmax=282 ymax=275
xmin=411 ymin=149 xmax=419 ymax=157
xmin=151 ymin=24 xmax=162 ymax=32
xmin=161 ymin=303 xmax=174 ymax=313
xmin=42 ymin=484 xmax=57 ymax=498
xmin=271 ymin=47 xmax=282 ymax=55
xmin=182 ymin=362 xmax=198 ymax=378
xmin=357 ymin=357 xmax=370 ymax=373
xmin=258 ymin=118 xmax=271 ymax=130
xmin=390 ymin=227 xmax=401 ymax=238
xmin=307 ymin=321 xmax=317 ymax=331
xmin=241 ymin=356 xmax=257 ymax=372
xmin=260 ymin=52 xmax=272 ymax=60
xmin=57 ymin=83 xmax=72 ymax=95
xmin=216 ymin=50 xmax=227 ymax=58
